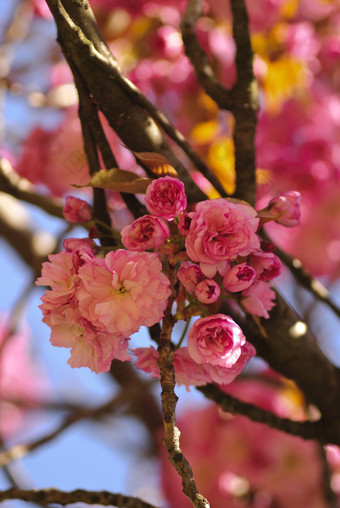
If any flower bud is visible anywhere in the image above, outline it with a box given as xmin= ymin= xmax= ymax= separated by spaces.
xmin=268 ymin=191 xmax=301 ymax=227
xmin=145 ymin=176 xmax=187 ymax=220
xmin=195 ymin=279 xmax=220 ymax=304
xmin=121 ymin=215 xmax=169 ymax=251
xmin=63 ymin=196 xmax=93 ymax=223
xmin=223 ymin=263 xmax=256 ymax=292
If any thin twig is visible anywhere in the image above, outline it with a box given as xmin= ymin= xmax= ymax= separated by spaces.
xmin=157 ymin=265 xmax=209 ymax=508
xmin=0 ymin=487 xmax=159 ymax=508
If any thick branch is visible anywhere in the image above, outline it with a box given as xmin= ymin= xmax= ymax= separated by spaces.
xmin=0 ymin=488 xmax=159 ymax=508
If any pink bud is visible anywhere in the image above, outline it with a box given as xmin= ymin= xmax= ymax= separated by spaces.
xmin=145 ymin=176 xmax=187 ymax=220
xmin=63 ymin=196 xmax=93 ymax=223
xmin=223 ymin=263 xmax=256 ymax=292
xmin=249 ymin=251 xmax=281 ymax=281
xmin=268 ymin=191 xmax=301 ymax=227
xmin=121 ymin=215 xmax=169 ymax=251
xmin=177 ymin=262 xmax=205 ymax=294
xmin=195 ymin=279 xmax=220 ymax=304
xmin=178 ymin=212 xmax=194 ymax=237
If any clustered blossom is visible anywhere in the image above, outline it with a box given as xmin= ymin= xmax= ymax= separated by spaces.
xmin=37 ymin=175 xmax=300 ymax=385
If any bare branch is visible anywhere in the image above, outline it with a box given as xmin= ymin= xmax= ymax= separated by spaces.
xmin=0 ymin=487 xmax=159 ymax=508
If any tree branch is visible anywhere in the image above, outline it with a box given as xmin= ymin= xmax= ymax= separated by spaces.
xmin=0 ymin=488 xmax=159 ymax=508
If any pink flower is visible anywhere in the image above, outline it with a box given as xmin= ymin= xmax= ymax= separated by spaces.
xmin=63 ymin=237 xmax=97 ymax=255
xmin=177 ymin=262 xmax=205 ymax=293
xmin=204 ymin=342 xmax=256 ymax=386
xmin=249 ymin=251 xmax=282 ymax=280
xmin=177 ymin=212 xmax=194 ymax=236
xmin=188 ymin=314 xmax=246 ymax=368
xmin=195 ymin=279 xmax=220 ymax=304
xmin=185 ymin=199 xmax=260 ymax=269
xmin=43 ymin=306 xmax=130 ymax=373
xmin=223 ymin=263 xmax=256 ymax=292
xmin=63 ymin=196 xmax=93 ymax=223
xmin=145 ymin=176 xmax=187 ymax=220
xmin=77 ymin=249 xmax=171 ymax=337
xmin=241 ymin=281 xmax=276 ymax=318
xmin=121 ymin=215 xmax=169 ymax=251
xmin=268 ymin=191 xmax=301 ymax=227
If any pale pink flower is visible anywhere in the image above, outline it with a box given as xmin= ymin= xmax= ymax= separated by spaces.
xmin=249 ymin=251 xmax=282 ymax=280
xmin=120 ymin=215 xmax=169 ymax=251
xmin=241 ymin=281 xmax=276 ymax=318
xmin=173 ymin=347 xmax=213 ymax=387
xmin=185 ymin=199 xmax=260 ymax=269
xmin=63 ymin=196 xmax=93 ymax=223
xmin=223 ymin=263 xmax=256 ymax=292
xmin=195 ymin=279 xmax=220 ymax=304
xmin=268 ymin=191 xmax=301 ymax=227
xmin=188 ymin=314 xmax=246 ymax=368
xmin=77 ymin=249 xmax=171 ymax=337
xmin=133 ymin=346 xmax=160 ymax=379
xmin=35 ymin=250 xmax=80 ymax=305
xmin=177 ymin=262 xmax=205 ymax=293
xmin=145 ymin=176 xmax=187 ymax=220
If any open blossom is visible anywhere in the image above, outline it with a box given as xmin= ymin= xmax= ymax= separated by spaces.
xmin=185 ymin=199 xmax=260 ymax=272
xmin=241 ymin=280 xmax=276 ymax=318
xmin=249 ymin=251 xmax=282 ymax=280
xmin=188 ymin=314 xmax=246 ymax=368
xmin=268 ymin=191 xmax=301 ymax=227
xmin=223 ymin=263 xmax=256 ymax=292
xmin=145 ymin=176 xmax=187 ymax=220
xmin=120 ymin=215 xmax=169 ymax=251
xmin=77 ymin=249 xmax=171 ymax=337
xmin=177 ymin=262 xmax=205 ymax=293
xmin=195 ymin=279 xmax=220 ymax=304
xmin=63 ymin=196 xmax=93 ymax=223
xmin=43 ymin=306 xmax=130 ymax=373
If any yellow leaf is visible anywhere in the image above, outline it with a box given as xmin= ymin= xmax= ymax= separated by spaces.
xmin=79 ymin=168 xmax=152 ymax=194
xmin=131 ymin=151 xmax=178 ymax=177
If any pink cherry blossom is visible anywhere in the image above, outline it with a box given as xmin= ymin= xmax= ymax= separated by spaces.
xmin=177 ymin=212 xmax=194 ymax=236
xmin=241 ymin=281 xmax=276 ymax=318
xmin=177 ymin=262 xmax=205 ymax=294
xmin=63 ymin=237 xmax=97 ymax=255
xmin=268 ymin=191 xmax=302 ymax=227
xmin=77 ymin=249 xmax=171 ymax=337
xmin=188 ymin=314 xmax=246 ymax=368
xmin=204 ymin=342 xmax=256 ymax=386
xmin=120 ymin=215 xmax=169 ymax=251
xmin=63 ymin=196 xmax=93 ymax=223
xmin=223 ymin=263 xmax=256 ymax=292
xmin=145 ymin=176 xmax=187 ymax=220
xmin=249 ymin=251 xmax=282 ymax=280
xmin=185 ymin=199 xmax=260 ymax=269
xmin=195 ymin=279 xmax=220 ymax=304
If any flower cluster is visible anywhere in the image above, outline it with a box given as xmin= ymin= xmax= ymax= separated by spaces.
xmin=36 ymin=176 xmax=300 ymax=385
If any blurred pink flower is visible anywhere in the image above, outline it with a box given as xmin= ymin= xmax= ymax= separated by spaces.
xmin=185 ymin=199 xmax=260 ymax=271
xmin=223 ymin=263 xmax=256 ymax=292
xmin=121 ymin=215 xmax=169 ymax=251
xmin=177 ymin=212 xmax=194 ymax=237
xmin=63 ymin=196 xmax=93 ymax=223
xmin=188 ymin=314 xmax=246 ymax=368
xmin=77 ymin=249 xmax=171 ymax=337
xmin=145 ymin=176 xmax=187 ymax=220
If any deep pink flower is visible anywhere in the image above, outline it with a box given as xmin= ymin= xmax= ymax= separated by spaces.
xmin=241 ymin=281 xmax=276 ymax=318
xmin=177 ymin=262 xmax=205 ymax=293
xmin=63 ymin=196 xmax=93 ymax=223
xmin=268 ymin=191 xmax=301 ymax=227
xmin=195 ymin=279 xmax=220 ymax=304
xmin=177 ymin=212 xmax=194 ymax=236
xmin=185 ymin=199 xmax=260 ymax=270
xmin=145 ymin=176 xmax=187 ymax=220
xmin=249 ymin=251 xmax=282 ymax=280
xmin=77 ymin=249 xmax=171 ymax=337
xmin=188 ymin=314 xmax=246 ymax=368
xmin=223 ymin=263 xmax=256 ymax=292
xmin=121 ymin=215 xmax=169 ymax=251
